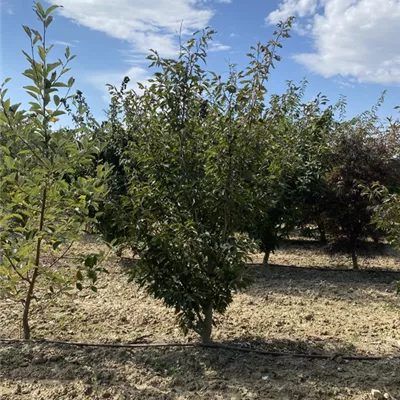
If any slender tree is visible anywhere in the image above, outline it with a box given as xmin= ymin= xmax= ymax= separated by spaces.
xmin=0 ymin=3 xmax=110 ymax=339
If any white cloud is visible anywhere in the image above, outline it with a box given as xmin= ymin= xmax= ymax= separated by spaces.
xmin=267 ymin=0 xmax=400 ymax=85
xmin=120 ymin=51 xmax=152 ymax=65
xmin=229 ymin=32 xmax=239 ymax=38
xmin=333 ymin=78 xmax=355 ymax=89
xmin=51 ymin=40 xmax=76 ymax=47
xmin=198 ymin=0 xmax=232 ymax=4
xmin=1 ymin=0 xmax=14 ymax=14
xmin=267 ymin=0 xmax=319 ymax=23
xmin=46 ymin=0 xmax=215 ymax=57
xmin=209 ymin=41 xmax=231 ymax=52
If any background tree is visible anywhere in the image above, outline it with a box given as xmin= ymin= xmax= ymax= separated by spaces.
xmin=94 ymin=80 xmax=134 ymax=254
xmin=0 ymin=2 xmax=110 ymax=339
xmin=248 ymin=82 xmax=334 ymax=264
xmin=366 ymin=113 xmax=400 ymax=252
xmin=318 ymin=100 xmax=400 ymax=268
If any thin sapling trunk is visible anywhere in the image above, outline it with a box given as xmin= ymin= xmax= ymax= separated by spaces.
xmin=22 ymin=185 xmax=46 ymax=339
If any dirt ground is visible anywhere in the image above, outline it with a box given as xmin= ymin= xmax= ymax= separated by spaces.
xmin=1 ymin=239 xmax=399 ymax=399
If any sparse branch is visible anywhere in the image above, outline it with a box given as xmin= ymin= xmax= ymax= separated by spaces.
xmin=3 ymin=253 xmax=31 ymax=283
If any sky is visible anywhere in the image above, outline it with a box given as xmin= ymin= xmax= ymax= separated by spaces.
xmin=1 ymin=0 xmax=400 ymax=124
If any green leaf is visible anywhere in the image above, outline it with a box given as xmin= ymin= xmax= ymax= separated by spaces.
xmin=22 ymin=25 xmax=32 ymax=37
xmin=0 ymin=88 xmax=8 ymax=99
xmin=45 ymin=4 xmax=59 ymax=17
xmin=84 ymin=255 xmax=98 ymax=268
xmin=67 ymin=77 xmax=75 ymax=87
xmin=47 ymin=61 xmax=61 ymax=74
xmin=38 ymin=46 xmax=46 ymax=62
xmin=26 ymin=91 xmax=40 ymax=101
xmin=76 ymin=282 xmax=83 ymax=290
xmin=2 ymin=77 xmax=11 ymax=85
xmin=9 ymin=103 xmax=21 ymax=113
xmin=31 ymin=29 xmax=42 ymax=39
xmin=52 ymin=241 xmax=63 ymax=250
xmin=60 ymin=68 xmax=71 ymax=76
xmin=3 ymin=98 xmax=10 ymax=112
xmin=1 ymin=145 xmax=10 ymax=156
xmin=44 ymin=16 xmax=53 ymax=28
xmin=51 ymin=110 xmax=65 ymax=117
xmin=3 ymin=156 xmax=15 ymax=170
xmin=23 ymin=85 xmax=41 ymax=94
xmin=52 ymin=82 xmax=68 ymax=88
xmin=33 ymin=34 xmax=41 ymax=45
xmin=35 ymin=2 xmax=46 ymax=18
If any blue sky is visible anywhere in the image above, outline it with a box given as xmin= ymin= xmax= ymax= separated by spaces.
xmin=1 ymin=0 xmax=400 ymax=124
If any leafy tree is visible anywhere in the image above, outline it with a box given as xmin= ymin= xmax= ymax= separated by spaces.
xmin=94 ymin=81 xmax=134 ymax=254
xmin=0 ymin=2 xmax=110 ymax=339
xmin=319 ymin=101 xmax=400 ymax=268
xmin=107 ymin=21 xmax=293 ymax=342
xmin=364 ymin=114 xmax=400 ymax=290
xmin=248 ymin=82 xmax=334 ymax=264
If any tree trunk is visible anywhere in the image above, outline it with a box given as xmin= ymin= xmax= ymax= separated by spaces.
xmin=22 ymin=267 xmax=39 ymax=339
xmin=263 ymin=250 xmax=271 ymax=266
xmin=317 ymin=222 xmax=327 ymax=243
xmin=351 ymin=248 xmax=359 ymax=269
xmin=22 ymin=186 xmax=47 ymax=339
xmin=200 ymin=301 xmax=213 ymax=343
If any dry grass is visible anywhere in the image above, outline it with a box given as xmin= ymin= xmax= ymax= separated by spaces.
xmin=1 ymin=237 xmax=399 ymax=399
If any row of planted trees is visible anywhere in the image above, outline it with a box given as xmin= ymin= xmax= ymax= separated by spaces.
xmin=1 ymin=3 xmax=399 ymax=342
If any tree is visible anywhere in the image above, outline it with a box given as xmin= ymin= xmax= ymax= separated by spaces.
xmin=319 ymin=100 xmax=400 ymax=268
xmin=107 ymin=21 xmax=293 ymax=342
xmin=247 ymin=82 xmax=334 ymax=264
xmin=94 ymin=81 xmax=134 ymax=254
xmin=0 ymin=2 xmax=110 ymax=339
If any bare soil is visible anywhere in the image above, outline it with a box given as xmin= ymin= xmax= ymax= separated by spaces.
xmin=1 ymin=238 xmax=399 ymax=399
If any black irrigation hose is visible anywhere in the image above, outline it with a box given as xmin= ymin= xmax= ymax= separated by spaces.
xmin=1 ymin=338 xmax=399 ymax=361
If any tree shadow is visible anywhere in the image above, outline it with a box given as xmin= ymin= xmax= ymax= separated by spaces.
xmin=1 ymin=337 xmax=399 ymax=399
xmin=245 ymin=263 xmax=400 ymax=305
xmin=279 ymin=237 xmax=400 ymax=260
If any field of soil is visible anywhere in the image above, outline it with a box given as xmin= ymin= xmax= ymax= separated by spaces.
xmin=1 ymin=238 xmax=400 ymax=399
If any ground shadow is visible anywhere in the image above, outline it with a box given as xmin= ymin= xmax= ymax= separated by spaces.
xmin=245 ymin=263 xmax=400 ymax=305
xmin=268 ymin=238 xmax=399 ymax=273
xmin=279 ymin=238 xmax=399 ymax=259
xmin=1 ymin=336 xmax=399 ymax=399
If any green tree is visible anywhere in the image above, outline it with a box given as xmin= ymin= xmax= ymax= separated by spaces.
xmin=94 ymin=81 xmax=134 ymax=254
xmin=107 ymin=21 xmax=293 ymax=342
xmin=248 ymin=83 xmax=334 ymax=264
xmin=0 ymin=3 xmax=110 ymax=339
